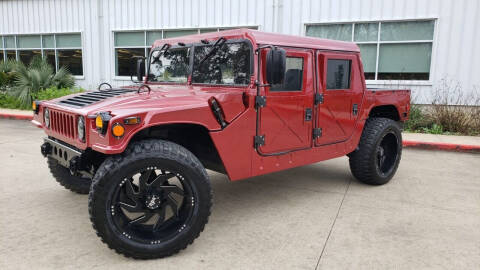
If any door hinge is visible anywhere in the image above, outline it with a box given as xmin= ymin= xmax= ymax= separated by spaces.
xmin=313 ymin=128 xmax=322 ymax=139
xmin=314 ymin=93 xmax=324 ymax=105
xmin=255 ymin=96 xmax=267 ymax=109
xmin=254 ymin=135 xmax=265 ymax=147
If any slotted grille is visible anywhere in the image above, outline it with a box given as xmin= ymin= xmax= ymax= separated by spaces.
xmin=58 ymin=89 xmax=136 ymax=108
xmin=50 ymin=110 xmax=77 ymax=139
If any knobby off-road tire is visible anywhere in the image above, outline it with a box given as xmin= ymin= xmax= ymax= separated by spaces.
xmin=88 ymin=139 xmax=212 ymax=259
xmin=48 ymin=157 xmax=92 ymax=194
xmin=348 ymin=117 xmax=402 ymax=185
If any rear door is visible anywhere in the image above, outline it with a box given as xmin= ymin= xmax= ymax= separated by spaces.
xmin=258 ymin=49 xmax=314 ymax=154
xmin=315 ymin=52 xmax=363 ymax=145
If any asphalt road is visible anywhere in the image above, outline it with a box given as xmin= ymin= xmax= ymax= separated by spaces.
xmin=0 ymin=119 xmax=479 ymax=270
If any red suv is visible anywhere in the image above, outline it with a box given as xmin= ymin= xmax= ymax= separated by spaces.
xmin=32 ymin=29 xmax=410 ymax=259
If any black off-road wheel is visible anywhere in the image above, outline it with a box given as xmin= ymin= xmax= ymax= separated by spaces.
xmin=348 ymin=118 xmax=402 ymax=185
xmin=88 ymin=139 xmax=212 ymax=259
xmin=48 ymin=157 xmax=92 ymax=194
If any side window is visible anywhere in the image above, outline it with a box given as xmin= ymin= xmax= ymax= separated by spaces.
xmin=270 ymin=57 xmax=304 ymax=91
xmin=326 ymin=59 xmax=351 ymax=90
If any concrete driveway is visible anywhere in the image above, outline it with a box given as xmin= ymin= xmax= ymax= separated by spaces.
xmin=0 ymin=119 xmax=479 ymax=270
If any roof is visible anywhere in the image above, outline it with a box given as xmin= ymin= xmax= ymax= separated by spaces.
xmin=152 ymin=28 xmax=359 ymax=52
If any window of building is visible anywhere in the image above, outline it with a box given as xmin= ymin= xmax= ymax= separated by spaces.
xmin=326 ymin=59 xmax=351 ymax=89
xmin=270 ymin=57 xmax=304 ymax=91
xmin=306 ymin=20 xmax=434 ymax=81
xmin=114 ymin=26 xmax=258 ymax=77
xmin=0 ymin=33 xmax=83 ymax=76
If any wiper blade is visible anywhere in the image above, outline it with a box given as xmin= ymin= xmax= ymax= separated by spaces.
xmin=151 ymin=43 xmax=171 ymax=64
xmin=199 ymin=37 xmax=226 ymax=65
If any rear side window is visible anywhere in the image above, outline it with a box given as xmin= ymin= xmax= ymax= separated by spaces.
xmin=270 ymin=57 xmax=304 ymax=91
xmin=326 ymin=59 xmax=351 ymax=89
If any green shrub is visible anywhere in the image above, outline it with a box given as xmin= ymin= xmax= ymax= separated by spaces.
xmin=0 ymin=60 xmax=18 ymax=91
xmin=0 ymin=91 xmax=27 ymax=109
xmin=33 ymin=87 xmax=84 ymax=101
xmin=9 ymin=56 xmax=75 ymax=108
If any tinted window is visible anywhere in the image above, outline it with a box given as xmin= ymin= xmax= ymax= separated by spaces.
xmin=192 ymin=42 xmax=251 ymax=85
xmin=326 ymin=59 xmax=351 ymax=89
xmin=270 ymin=57 xmax=304 ymax=91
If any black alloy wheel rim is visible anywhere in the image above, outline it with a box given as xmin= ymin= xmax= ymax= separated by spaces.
xmin=108 ymin=163 xmax=196 ymax=245
xmin=375 ymin=131 xmax=399 ymax=176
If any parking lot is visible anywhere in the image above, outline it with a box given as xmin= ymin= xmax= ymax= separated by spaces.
xmin=0 ymin=118 xmax=479 ymax=270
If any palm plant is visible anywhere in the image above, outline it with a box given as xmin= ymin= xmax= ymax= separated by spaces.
xmin=10 ymin=56 xmax=75 ymax=107
xmin=0 ymin=59 xmax=18 ymax=91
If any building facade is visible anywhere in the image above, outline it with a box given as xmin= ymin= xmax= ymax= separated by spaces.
xmin=1 ymin=0 xmax=479 ymax=104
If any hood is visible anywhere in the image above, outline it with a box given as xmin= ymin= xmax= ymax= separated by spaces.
xmin=46 ymin=84 xmax=248 ymax=123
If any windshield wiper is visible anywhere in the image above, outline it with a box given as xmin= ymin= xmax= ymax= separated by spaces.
xmin=151 ymin=43 xmax=171 ymax=64
xmin=199 ymin=37 xmax=226 ymax=65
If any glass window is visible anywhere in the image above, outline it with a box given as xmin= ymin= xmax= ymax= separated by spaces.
xmin=148 ymin=48 xmax=190 ymax=83
xmin=326 ymin=59 xmax=351 ymax=90
xmin=354 ymin=23 xmax=378 ymax=42
xmin=306 ymin=20 xmax=434 ymax=81
xmin=199 ymin=29 xmax=218 ymax=34
xmin=42 ymin=35 xmax=55 ymax=48
xmin=18 ymin=50 xmax=41 ymax=64
xmin=146 ymin=31 xmax=162 ymax=45
xmin=271 ymin=57 xmax=304 ymax=91
xmin=4 ymin=37 xmax=15 ymax=48
xmin=381 ymin=21 xmax=434 ymax=41
xmin=358 ymin=44 xmax=376 ymax=80
xmin=0 ymin=51 xmax=4 ymax=61
xmin=192 ymin=42 xmax=251 ymax=85
xmin=306 ymin=24 xmax=352 ymax=42
xmin=115 ymin=32 xmax=144 ymax=47
xmin=6 ymin=50 xmax=16 ymax=60
xmin=56 ymin=34 xmax=81 ymax=48
xmin=164 ymin=30 xmax=198 ymax=39
xmin=58 ymin=49 xmax=83 ymax=75
xmin=17 ymin=35 xmax=41 ymax=48
xmin=115 ymin=48 xmax=145 ymax=76
xmin=378 ymin=43 xmax=432 ymax=80
xmin=43 ymin=50 xmax=56 ymax=69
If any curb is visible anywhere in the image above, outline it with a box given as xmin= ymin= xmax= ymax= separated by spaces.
xmin=0 ymin=113 xmax=33 ymax=121
xmin=1 ymin=113 xmax=479 ymax=153
xmin=403 ymin=140 xmax=480 ymax=153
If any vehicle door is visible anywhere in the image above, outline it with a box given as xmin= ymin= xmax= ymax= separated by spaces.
xmin=315 ymin=52 xmax=363 ymax=145
xmin=258 ymin=49 xmax=314 ymax=154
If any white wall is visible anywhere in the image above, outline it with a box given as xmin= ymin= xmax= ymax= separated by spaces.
xmin=1 ymin=0 xmax=479 ymax=104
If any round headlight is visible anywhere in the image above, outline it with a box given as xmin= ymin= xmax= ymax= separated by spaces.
xmin=44 ymin=108 xmax=50 ymax=128
xmin=77 ymin=116 xmax=85 ymax=141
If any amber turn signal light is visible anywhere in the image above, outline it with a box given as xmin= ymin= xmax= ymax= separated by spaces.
xmin=123 ymin=116 xmax=141 ymax=125
xmin=32 ymin=100 xmax=40 ymax=114
xmin=112 ymin=123 xmax=125 ymax=138
xmin=95 ymin=112 xmax=112 ymax=135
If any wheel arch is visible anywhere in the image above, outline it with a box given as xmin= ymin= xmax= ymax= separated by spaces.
xmin=129 ymin=123 xmax=226 ymax=174
xmin=368 ymin=105 xmax=400 ymax=121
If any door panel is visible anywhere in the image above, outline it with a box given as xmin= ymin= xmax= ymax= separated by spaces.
xmin=259 ymin=50 xmax=314 ymax=154
xmin=315 ymin=52 xmax=363 ymax=145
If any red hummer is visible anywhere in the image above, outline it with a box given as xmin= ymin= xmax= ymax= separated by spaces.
xmin=32 ymin=29 xmax=410 ymax=259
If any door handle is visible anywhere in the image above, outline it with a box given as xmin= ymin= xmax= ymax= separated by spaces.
xmin=352 ymin=104 xmax=358 ymax=116
xmin=305 ymin=108 xmax=312 ymax=121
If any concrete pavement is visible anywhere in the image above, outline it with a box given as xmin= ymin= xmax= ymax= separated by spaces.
xmin=0 ymin=118 xmax=479 ymax=269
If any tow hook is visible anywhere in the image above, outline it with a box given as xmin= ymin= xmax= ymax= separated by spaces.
xmin=41 ymin=142 xmax=52 ymax=157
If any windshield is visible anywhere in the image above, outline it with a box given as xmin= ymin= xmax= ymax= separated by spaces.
xmin=192 ymin=42 xmax=251 ymax=85
xmin=147 ymin=47 xmax=190 ymax=83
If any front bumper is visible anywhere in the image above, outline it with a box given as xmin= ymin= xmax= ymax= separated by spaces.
xmin=41 ymin=138 xmax=88 ymax=176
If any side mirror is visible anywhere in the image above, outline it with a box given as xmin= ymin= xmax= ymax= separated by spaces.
xmin=266 ymin=48 xmax=286 ymax=85
xmin=136 ymin=58 xmax=145 ymax=82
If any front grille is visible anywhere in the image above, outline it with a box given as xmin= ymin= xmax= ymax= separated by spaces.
xmin=58 ymin=89 xmax=136 ymax=108
xmin=50 ymin=110 xmax=77 ymax=139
